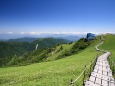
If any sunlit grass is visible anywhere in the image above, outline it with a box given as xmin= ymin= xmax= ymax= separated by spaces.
xmin=0 ymin=35 xmax=111 ymax=86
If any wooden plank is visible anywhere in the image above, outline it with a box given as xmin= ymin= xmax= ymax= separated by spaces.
xmin=108 ymin=72 xmax=112 ymax=77
xmin=85 ymin=81 xmax=95 ymax=86
xmin=103 ymin=71 xmax=107 ymax=75
xmin=102 ymin=79 xmax=108 ymax=86
xmin=102 ymin=75 xmax=109 ymax=81
xmin=98 ymin=70 xmax=102 ymax=74
xmin=95 ymin=78 xmax=101 ymax=85
xmin=85 ymin=81 xmax=101 ymax=86
xmin=110 ymin=81 xmax=115 ymax=86
xmin=85 ymin=51 xmax=115 ymax=86
xmin=89 ymin=76 xmax=95 ymax=82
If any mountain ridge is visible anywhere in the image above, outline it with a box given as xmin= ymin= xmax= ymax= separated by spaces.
xmin=0 ymin=37 xmax=70 ymax=66
xmin=0 ymin=34 xmax=115 ymax=86
xmin=0 ymin=34 xmax=84 ymax=41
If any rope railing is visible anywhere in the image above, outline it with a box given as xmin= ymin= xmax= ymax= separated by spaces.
xmin=70 ymin=55 xmax=98 ymax=86
xmin=70 ymin=36 xmax=106 ymax=86
xmin=109 ymin=56 xmax=115 ymax=66
xmin=108 ymin=56 xmax=115 ymax=75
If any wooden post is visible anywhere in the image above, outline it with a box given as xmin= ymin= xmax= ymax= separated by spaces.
xmin=93 ymin=57 xmax=97 ymax=69
xmin=96 ymin=53 xmax=98 ymax=58
xmin=108 ymin=78 xmax=109 ymax=85
xmin=83 ymin=65 xmax=86 ymax=86
xmin=110 ymin=57 xmax=112 ymax=67
xmin=110 ymin=59 xmax=112 ymax=70
xmin=89 ymin=61 xmax=92 ymax=77
xmin=96 ymin=55 xmax=98 ymax=62
xmin=109 ymin=57 xmax=111 ymax=65
xmin=70 ymin=79 xmax=73 ymax=86
xmin=93 ymin=62 xmax=95 ymax=70
xmin=113 ymin=64 xmax=114 ymax=75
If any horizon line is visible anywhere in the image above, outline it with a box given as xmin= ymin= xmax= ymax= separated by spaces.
xmin=0 ymin=31 xmax=115 ymax=35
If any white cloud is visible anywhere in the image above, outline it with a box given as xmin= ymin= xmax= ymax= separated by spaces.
xmin=0 ymin=31 xmax=115 ymax=35
xmin=7 ymin=32 xmax=13 ymax=34
xmin=20 ymin=32 xmax=26 ymax=34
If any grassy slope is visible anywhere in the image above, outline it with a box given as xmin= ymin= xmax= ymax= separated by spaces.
xmin=46 ymin=42 xmax=75 ymax=61
xmin=100 ymin=34 xmax=115 ymax=56
xmin=0 ymin=38 xmax=69 ymax=59
xmin=99 ymin=34 xmax=115 ymax=77
xmin=0 ymin=37 xmax=101 ymax=86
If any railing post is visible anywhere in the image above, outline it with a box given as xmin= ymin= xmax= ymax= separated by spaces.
xmin=89 ymin=61 xmax=92 ymax=77
xmin=83 ymin=65 xmax=86 ymax=86
xmin=96 ymin=53 xmax=98 ymax=58
xmin=70 ymin=79 xmax=73 ymax=86
xmin=113 ymin=66 xmax=114 ymax=75
xmin=93 ymin=57 xmax=97 ymax=69
xmin=109 ymin=56 xmax=111 ymax=65
xmin=96 ymin=55 xmax=98 ymax=62
xmin=96 ymin=56 xmax=98 ymax=64
xmin=110 ymin=58 xmax=112 ymax=70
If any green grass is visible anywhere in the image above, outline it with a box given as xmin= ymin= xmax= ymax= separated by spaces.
xmin=99 ymin=34 xmax=115 ymax=57
xmin=99 ymin=34 xmax=115 ymax=77
xmin=46 ymin=42 xmax=75 ymax=61
xmin=0 ymin=41 xmax=98 ymax=86
xmin=1 ymin=34 xmax=114 ymax=86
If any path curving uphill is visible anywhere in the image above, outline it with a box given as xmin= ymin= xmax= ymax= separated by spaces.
xmin=85 ymin=40 xmax=115 ymax=86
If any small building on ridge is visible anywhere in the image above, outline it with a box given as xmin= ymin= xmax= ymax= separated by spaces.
xmin=86 ymin=33 xmax=96 ymax=41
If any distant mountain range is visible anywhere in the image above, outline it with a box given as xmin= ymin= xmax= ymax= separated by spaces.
xmin=7 ymin=38 xmax=38 ymax=42
xmin=0 ymin=34 xmax=85 ymax=42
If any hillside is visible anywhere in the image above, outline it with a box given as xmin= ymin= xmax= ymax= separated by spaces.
xmin=5 ymin=38 xmax=92 ymax=66
xmin=0 ymin=38 xmax=69 ymax=66
xmin=0 ymin=34 xmax=114 ymax=86
xmin=32 ymin=38 xmax=70 ymax=49
xmin=7 ymin=38 xmax=38 ymax=42
xmin=99 ymin=34 xmax=115 ymax=78
xmin=99 ymin=34 xmax=115 ymax=56
xmin=0 ymin=41 xmax=33 ymax=58
xmin=7 ymin=37 xmax=71 ymax=43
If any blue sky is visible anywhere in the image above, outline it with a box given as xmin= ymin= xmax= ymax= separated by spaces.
xmin=0 ymin=0 xmax=115 ymax=34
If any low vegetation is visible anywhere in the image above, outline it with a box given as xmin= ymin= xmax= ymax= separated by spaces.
xmin=0 ymin=34 xmax=114 ymax=86
xmin=99 ymin=34 xmax=115 ymax=77
xmin=4 ymin=38 xmax=92 ymax=66
xmin=0 ymin=38 xmax=69 ymax=66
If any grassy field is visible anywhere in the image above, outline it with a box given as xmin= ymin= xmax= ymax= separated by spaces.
xmin=99 ymin=34 xmax=115 ymax=77
xmin=45 ymin=42 xmax=75 ymax=61
xmin=99 ymin=34 xmax=115 ymax=59
xmin=0 ymin=34 xmax=114 ymax=86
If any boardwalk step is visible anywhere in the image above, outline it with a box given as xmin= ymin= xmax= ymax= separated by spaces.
xmin=85 ymin=52 xmax=115 ymax=86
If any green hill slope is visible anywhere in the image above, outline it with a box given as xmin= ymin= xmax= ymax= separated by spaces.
xmin=7 ymin=38 xmax=38 ymax=42
xmin=32 ymin=38 xmax=70 ymax=49
xmin=0 ymin=38 xmax=69 ymax=58
xmin=6 ymin=38 xmax=91 ymax=66
xmin=0 ymin=34 xmax=114 ymax=86
xmin=99 ymin=34 xmax=115 ymax=78
xmin=99 ymin=34 xmax=115 ymax=56
xmin=0 ymin=38 xmax=69 ymax=66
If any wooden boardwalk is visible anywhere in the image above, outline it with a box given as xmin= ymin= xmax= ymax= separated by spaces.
xmin=70 ymin=37 xmax=115 ymax=86
xmin=85 ymin=52 xmax=115 ymax=86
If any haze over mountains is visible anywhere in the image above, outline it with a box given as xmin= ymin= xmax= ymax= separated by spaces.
xmin=0 ymin=33 xmax=85 ymax=41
